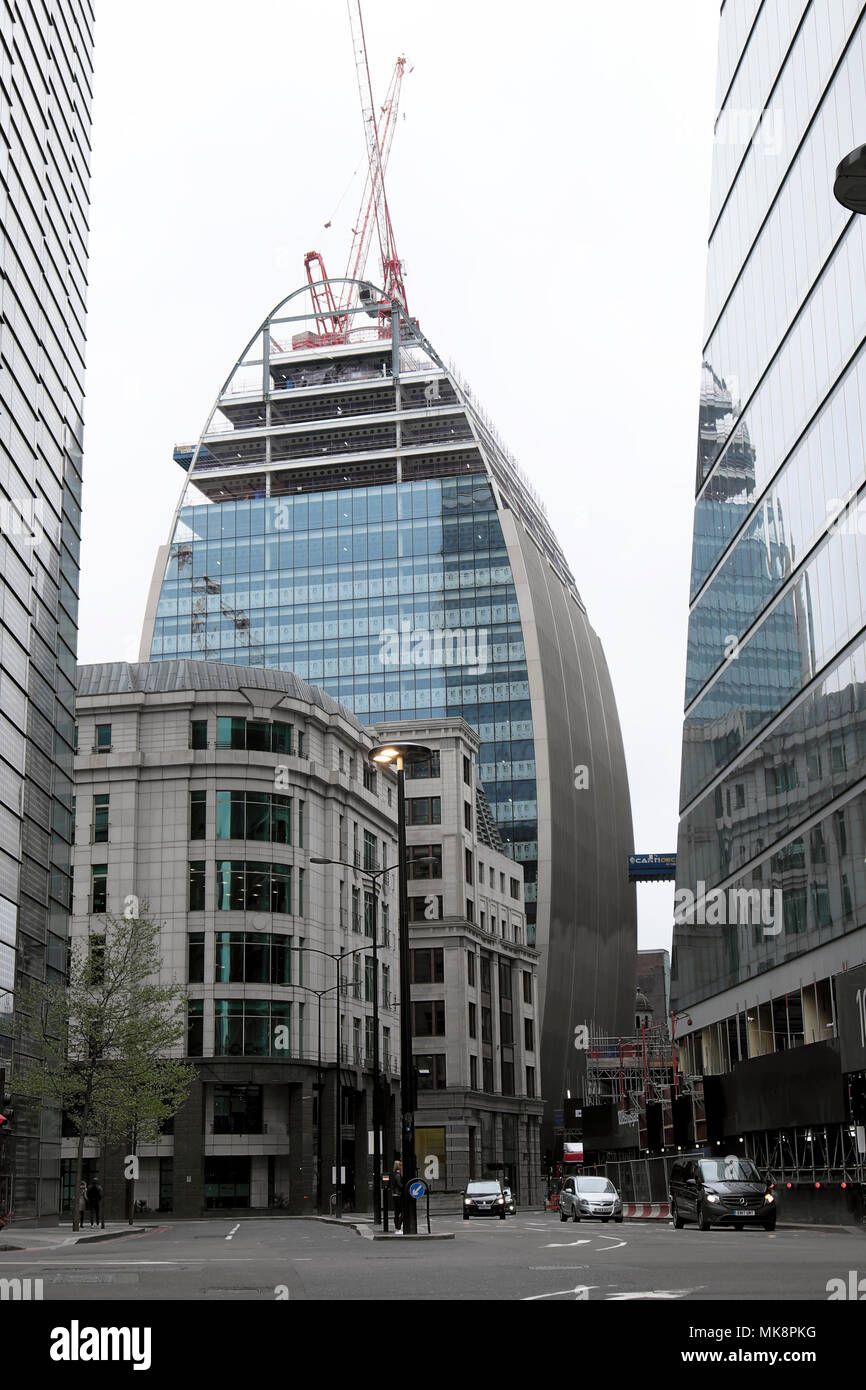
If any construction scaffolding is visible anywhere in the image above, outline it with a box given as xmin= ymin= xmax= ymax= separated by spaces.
xmin=585 ymin=1024 xmax=676 ymax=1120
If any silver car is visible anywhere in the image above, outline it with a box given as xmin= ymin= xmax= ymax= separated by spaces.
xmin=559 ymin=1175 xmax=623 ymax=1223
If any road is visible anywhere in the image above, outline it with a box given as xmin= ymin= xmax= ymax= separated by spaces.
xmin=1 ymin=1212 xmax=862 ymax=1301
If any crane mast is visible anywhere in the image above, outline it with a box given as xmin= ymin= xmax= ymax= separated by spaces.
xmin=340 ymin=53 xmax=406 ymax=311
xmin=345 ymin=0 xmax=409 ymax=318
xmin=303 ymin=1 xmax=409 ymax=342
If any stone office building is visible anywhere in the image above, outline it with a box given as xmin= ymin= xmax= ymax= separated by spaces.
xmin=69 ymin=660 xmax=401 ymax=1216
xmin=376 ymin=718 xmax=544 ymax=1205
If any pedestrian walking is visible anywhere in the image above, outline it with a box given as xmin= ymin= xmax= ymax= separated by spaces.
xmin=77 ymin=1180 xmax=87 ymax=1227
xmin=391 ymin=1159 xmax=404 ymax=1232
xmin=86 ymin=1177 xmax=103 ymax=1228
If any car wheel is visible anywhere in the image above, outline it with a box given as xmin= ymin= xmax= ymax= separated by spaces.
xmin=559 ymin=1205 xmax=568 ymax=1222
xmin=672 ymin=1201 xmax=684 ymax=1230
xmin=697 ymin=1201 xmax=712 ymax=1232
xmin=733 ymin=1222 xmax=743 ymax=1231
xmin=499 ymin=1212 xmax=506 ymax=1221
xmin=602 ymin=1217 xmax=609 ymax=1224
xmin=763 ymin=1217 xmax=776 ymax=1232
xmin=463 ymin=1214 xmax=469 ymax=1221
xmin=615 ymin=1215 xmax=624 ymax=1224
xmin=572 ymin=1207 xmax=580 ymax=1223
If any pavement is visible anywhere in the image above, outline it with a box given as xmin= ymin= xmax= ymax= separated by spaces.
xmin=0 ymin=1223 xmax=164 ymax=1251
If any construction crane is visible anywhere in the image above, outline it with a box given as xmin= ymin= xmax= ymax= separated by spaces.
xmin=341 ymin=50 xmax=407 ymax=312
xmin=304 ymin=1 xmax=409 ymax=340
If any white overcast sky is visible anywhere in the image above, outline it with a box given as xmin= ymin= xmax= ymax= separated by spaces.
xmin=79 ymin=0 xmax=721 ymax=956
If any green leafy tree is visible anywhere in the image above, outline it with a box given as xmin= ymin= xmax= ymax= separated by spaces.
xmin=16 ymin=910 xmax=195 ymax=1230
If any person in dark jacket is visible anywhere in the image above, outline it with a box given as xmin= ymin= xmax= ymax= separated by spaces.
xmin=390 ymin=1160 xmax=403 ymax=1232
xmin=86 ymin=1178 xmax=103 ymax=1227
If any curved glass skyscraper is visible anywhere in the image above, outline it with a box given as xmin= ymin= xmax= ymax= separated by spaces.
xmin=141 ymin=282 xmax=636 ymax=1110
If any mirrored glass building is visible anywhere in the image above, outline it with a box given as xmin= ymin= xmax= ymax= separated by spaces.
xmin=672 ymin=2 xmax=866 ymax=1180
xmin=141 ymin=283 xmax=637 ymax=1117
xmin=0 ymin=0 xmax=94 ymax=1221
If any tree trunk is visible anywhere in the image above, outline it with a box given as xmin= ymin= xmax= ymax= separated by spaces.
xmin=72 ymin=1086 xmax=93 ymax=1234
xmin=126 ymin=1128 xmax=136 ymax=1225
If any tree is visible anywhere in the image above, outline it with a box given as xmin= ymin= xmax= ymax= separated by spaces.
xmin=16 ymin=910 xmax=195 ymax=1230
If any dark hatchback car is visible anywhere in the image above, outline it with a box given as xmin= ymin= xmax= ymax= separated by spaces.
xmin=462 ymin=1180 xmax=507 ymax=1220
xmin=670 ymin=1157 xmax=776 ymax=1231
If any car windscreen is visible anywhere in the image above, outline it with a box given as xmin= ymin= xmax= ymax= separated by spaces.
xmin=575 ymin=1178 xmax=615 ymax=1193
xmin=467 ymin=1183 xmax=501 ymax=1195
xmin=699 ymin=1159 xmax=761 ymax=1182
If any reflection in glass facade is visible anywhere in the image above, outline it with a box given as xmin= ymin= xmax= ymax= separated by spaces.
xmin=673 ymin=2 xmax=866 ymax=1011
xmin=0 ymin=2 xmax=94 ymax=1221
xmin=142 ymin=281 xmax=637 ymax=1114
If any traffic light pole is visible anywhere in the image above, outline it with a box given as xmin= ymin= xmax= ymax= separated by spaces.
xmin=396 ymin=758 xmax=417 ymax=1234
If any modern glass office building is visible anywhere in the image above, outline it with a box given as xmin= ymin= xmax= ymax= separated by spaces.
xmin=672 ymin=2 xmax=866 ymax=1177
xmin=141 ymin=282 xmax=637 ymax=1116
xmin=0 ymin=0 xmax=94 ymax=1220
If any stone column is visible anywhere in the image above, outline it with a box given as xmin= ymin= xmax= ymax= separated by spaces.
xmin=172 ymin=1075 xmax=205 ymax=1218
xmin=288 ymin=1080 xmax=316 ymax=1215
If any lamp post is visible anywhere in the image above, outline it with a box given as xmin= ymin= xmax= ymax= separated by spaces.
xmin=368 ymin=741 xmax=433 ymax=1235
xmin=295 ymin=942 xmax=373 ymax=1217
xmin=293 ymin=979 xmax=341 ymax=1216
xmin=312 ymin=856 xmax=399 ymax=1223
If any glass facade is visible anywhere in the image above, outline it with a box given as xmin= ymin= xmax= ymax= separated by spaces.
xmin=673 ymin=1 xmax=866 ymax=1008
xmin=0 ymin=0 xmax=94 ymax=1221
xmin=151 ymin=477 xmax=538 ymax=874
xmin=142 ymin=277 xmax=636 ymax=1116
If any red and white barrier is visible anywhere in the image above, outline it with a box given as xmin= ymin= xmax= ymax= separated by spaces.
xmin=623 ymin=1202 xmax=670 ymax=1219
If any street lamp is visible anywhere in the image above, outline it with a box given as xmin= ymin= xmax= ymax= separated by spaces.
xmin=294 ymin=941 xmax=373 ymax=1217
xmin=311 ymin=855 xmax=399 ymax=1223
xmin=368 ymin=740 xmax=433 ymax=1235
xmin=288 ymin=979 xmax=342 ymax=1215
xmin=834 ymin=145 xmax=866 ymax=212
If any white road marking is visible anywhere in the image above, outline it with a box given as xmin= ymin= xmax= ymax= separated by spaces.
xmin=6 ymin=1259 xmax=259 ymax=1266
xmin=226 ymin=1224 xmax=240 ymax=1241
xmin=607 ymin=1289 xmax=694 ymax=1300
xmin=523 ymin=1285 xmax=597 ymax=1301
xmin=593 ymin=1234 xmax=627 ymax=1251
xmin=541 ymin=1232 xmax=626 ymax=1252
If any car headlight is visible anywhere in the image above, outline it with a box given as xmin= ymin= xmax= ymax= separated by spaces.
xmin=579 ymin=1201 xmax=590 ymax=1209
xmin=464 ymin=1199 xmax=471 ymax=1205
xmin=495 ymin=1197 xmax=504 ymax=1205
xmin=764 ymin=1193 xmax=775 ymax=1204
xmin=706 ymin=1193 xmax=720 ymax=1203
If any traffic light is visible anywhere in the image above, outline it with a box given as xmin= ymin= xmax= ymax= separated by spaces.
xmin=543 ymin=1148 xmax=553 ymax=1173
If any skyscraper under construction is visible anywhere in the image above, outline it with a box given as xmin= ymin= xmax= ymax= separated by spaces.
xmin=141 ymin=278 xmax=636 ymax=1120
